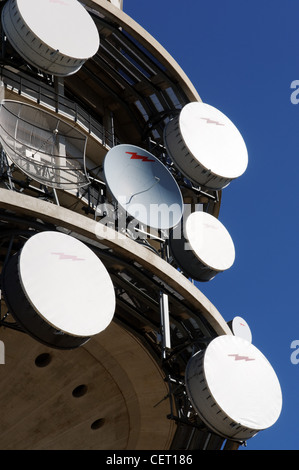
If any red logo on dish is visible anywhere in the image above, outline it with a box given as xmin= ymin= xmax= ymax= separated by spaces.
xmin=126 ymin=151 xmax=155 ymax=163
xmin=49 ymin=0 xmax=68 ymax=5
xmin=51 ymin=252 xmax=85 ymax=261
xmin=228 ymin=354 xmax=255 ymax=362
xmin=201 ymin=117 xmax=224 ymax=126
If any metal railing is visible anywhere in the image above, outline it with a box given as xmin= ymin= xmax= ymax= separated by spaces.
xmin=0 ymin=66 xmax=120 ymax=149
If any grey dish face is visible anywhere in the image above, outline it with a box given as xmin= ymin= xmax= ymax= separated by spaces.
xmin=103 ymin=144 xmax=184 ymax=231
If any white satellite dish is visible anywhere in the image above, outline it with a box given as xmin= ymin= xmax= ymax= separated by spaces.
xmin=164 ymin=102 xmax=248 ymax=190
xmin=185 ymin=335 xmax=282 ymax=441
xmin=228 ymin=316 xmax=252 ymax=343
xmin=169 ymin=210 xmax=235 ymax=281
xmin=103 ymin=144 xmax=184 ymax=230
xmin=1 ymin=231 xmax=116 ymax=349
xmin=1 ymin=0 xmax=100 ymax=76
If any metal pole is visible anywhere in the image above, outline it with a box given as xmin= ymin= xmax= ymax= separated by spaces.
xmin=160 ymin=292 xmax=171 ymax=359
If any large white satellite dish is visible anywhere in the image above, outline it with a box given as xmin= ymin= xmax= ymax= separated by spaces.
xmin=1 ymin=231 xmax=116 ymax=349
xmin=164 ymin=102 xmax=248 ymax=190
xmin=185 ymin=335 xmax=282 ymax=441
xmin=169 ymin=210 xmax=235 ymax=281
xmin=1 ymin=0 xmax=100 ymax=76
xmin=103 ymin=144 xmax=184 ymax=230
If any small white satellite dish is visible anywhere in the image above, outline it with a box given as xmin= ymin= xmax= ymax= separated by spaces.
xmin=2 ymin=231 xmax=116 ymax=349
xmin=1 ymin=0 xmax=100 ymax=76
xmin=228 ymin=316 xmax=252 ymax=343
xmin=164 ymin=102 xmax=248 ymax=190
xmin=169 ymin=210 xmax=235 ymax=281
xmin=103 ymin=144 xmax=184 ymax=230
xmin=185 ymin=335 xmax=283 ymax=441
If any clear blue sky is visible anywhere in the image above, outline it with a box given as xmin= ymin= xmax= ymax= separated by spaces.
xmin=125 ymin=0 xmax=299 ymax=450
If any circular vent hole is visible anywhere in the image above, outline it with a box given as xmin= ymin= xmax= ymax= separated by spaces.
xmin=72 ymin=384 xmax=88 ymax=398
xmin=35 ymin=353 xmax=52 ymax=368
xmin=91 ymin=418 xmax=105 ymax=430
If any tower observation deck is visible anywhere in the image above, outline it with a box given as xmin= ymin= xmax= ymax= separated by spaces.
xmin=0 ymin=0 xmax=281 ymax=451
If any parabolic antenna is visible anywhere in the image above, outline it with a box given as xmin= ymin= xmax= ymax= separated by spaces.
xmin=103 ymin=144 xmax=184 ymax=230
xmin=169 ymin=210 xmax=235 ymax=281
xmin=1 ymin=231 xmax=116 ymax=349
xmin=164 ymin=102 xmax=248 ymax=190
xmin=185 ymin=335 xmax=282 ymax=441
xmin=1 ymin=0 xmax=100 ymax=76
xmin=0 ymin=100 xmax=89 ymax=189
xmin=228 ymin=316 xmax=252 ymax=343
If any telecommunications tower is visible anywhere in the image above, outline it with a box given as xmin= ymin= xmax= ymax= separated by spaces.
xmin=0 ymin=0 xmax=282 ymax=450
